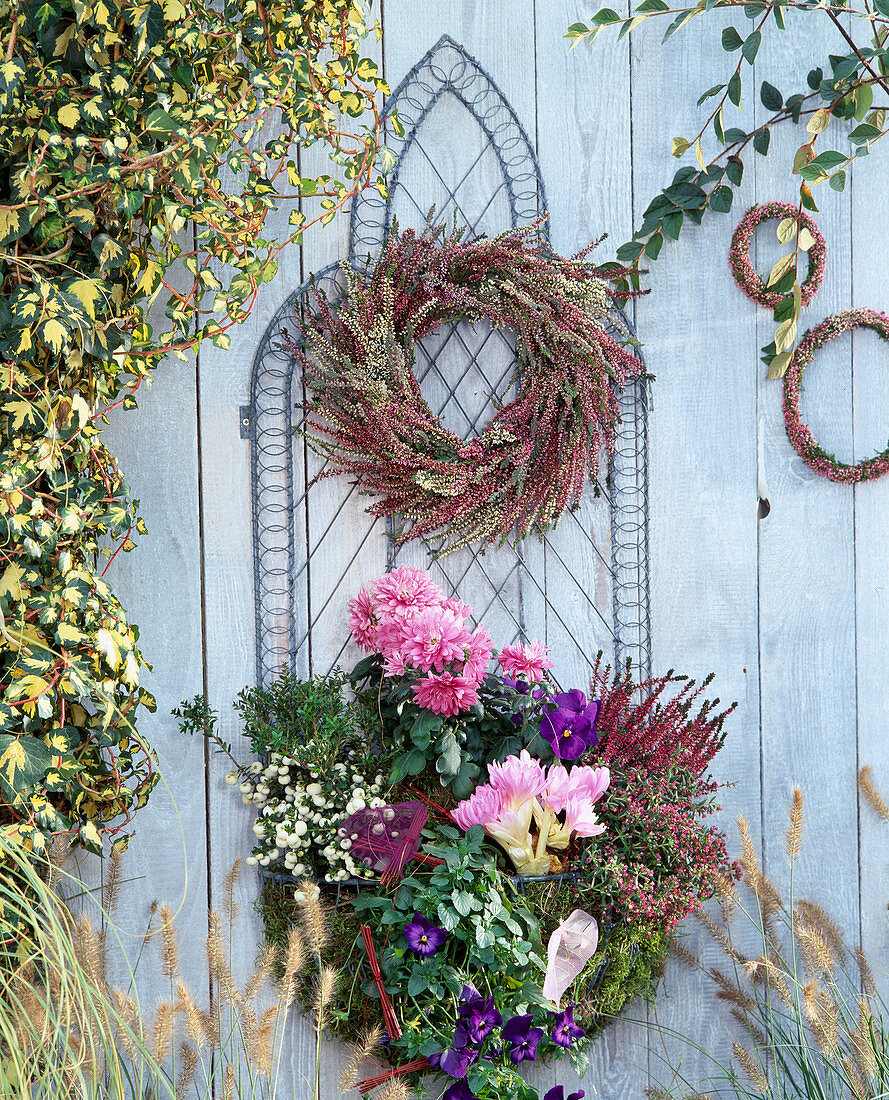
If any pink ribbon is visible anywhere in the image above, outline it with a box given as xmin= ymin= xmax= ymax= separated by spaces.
xmin=542 ymin=909 xmax=599 ymax=1005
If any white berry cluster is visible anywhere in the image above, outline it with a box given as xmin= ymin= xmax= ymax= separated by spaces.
xmin=226 ymin=748 xmax=387 ymax=883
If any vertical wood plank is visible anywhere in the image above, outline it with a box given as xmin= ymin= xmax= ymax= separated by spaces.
xmin=534 ymin=7 xmax=648 ymax=1100
xmin=849 ymin=134 xmax=889 ymax=986
xmin=103 ymin=340 xmax=209 ymax=996
xmin=628 ymin=9 xmax=764 ymax=1090
xmin=754 ymin=19 xmax=860 ymax=944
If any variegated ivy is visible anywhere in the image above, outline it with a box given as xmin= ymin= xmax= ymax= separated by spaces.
xmin=0 ymin=0 xmax=385 ymax=858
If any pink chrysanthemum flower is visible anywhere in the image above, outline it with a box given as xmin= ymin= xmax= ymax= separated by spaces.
xmin=413 ymin=671 xmax=479 ymax=717
xmin=371 ymin=566 xmax=444 ymax=618
xmin=383 ymin=650 xmax=408 ymax=677
xmin=498 ymin=639 xmax=553 ymax=683
xmin=442 ymin=595 xmax=474 ymax=620
xmin=400 ymin=606 xmax=473 ymax=673
xmin=348 ymin=587 xmax=378 ymax=651
xmin=376 ymin=613 xmax=412 ymax=660
xmin=461 ymin=625 xmax=494 ymax=686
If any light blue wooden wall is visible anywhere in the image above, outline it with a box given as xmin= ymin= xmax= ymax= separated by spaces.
xmin=95 ymin=2 xmax=889 ymax=1097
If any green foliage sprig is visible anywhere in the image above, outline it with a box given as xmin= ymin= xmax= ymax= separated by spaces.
xmin=569 ymin=0 xmax=889 ymax=375
xmin=0 ymin=0 xmax=385 ymax=854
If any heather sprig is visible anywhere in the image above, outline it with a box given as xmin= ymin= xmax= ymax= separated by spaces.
xmin=297 ymin=221 xmax=644 ymax=554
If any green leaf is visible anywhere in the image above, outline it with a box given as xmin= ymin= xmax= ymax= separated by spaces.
xmin=741 ymin=30 xmax=761 ymax=64
xmin=829 ymin=169 xmax=847 ymax=192
xmin=728 ymin=71 xmax=742 ymax=107
xmin=0 ymin=734 xmax=54 ymax=803
xmin=662 ymin=210 xmax=684 ymax=239
xmin=726 ymin=156 xmax=744 ymax=185
xmin=753 ymin=128 xmax=771 ymax=155
xmin=721 ymin=26 xmax=743 ymax=50
xmin=709 ymin=185 xmax=733 ymax=213
xmin=848 ymin=123 xmax=881 ymax=146
xmin=644 ymin=231 xmax=663 ymax=259
xmin=760 ymin=81 xmax=783 ymax=111
xmin=696 ymin=84 xmax=725 ymax=105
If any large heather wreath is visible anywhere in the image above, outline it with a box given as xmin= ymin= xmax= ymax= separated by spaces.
xmin=297 ymin=223 xmax=644 ymax=553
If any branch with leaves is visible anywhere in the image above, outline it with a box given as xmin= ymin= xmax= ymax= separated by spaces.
xmin=570 ymin=0 xmax=889 ymax=375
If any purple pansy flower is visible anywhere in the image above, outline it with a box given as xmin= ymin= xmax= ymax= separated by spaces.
xmin=438 ymin=1024 xmax=479 ymax=1078
xmin=501 ymin=1014 xmax=544 ymax=1064
xmin=402 ymin=913 xmax=447 ymax=957
xmin=443 ymin=1082 xmax=480 ymax=1100
xmin=544 ymin=1088 xmax=585 ymax=1100
xmin=540 ymin=690 xmax=601 ymax=760
xmin=457 ymin=983 xmax=502 ymax=1043
xmin=550 ymin=1003 xmax=586 ymax=1049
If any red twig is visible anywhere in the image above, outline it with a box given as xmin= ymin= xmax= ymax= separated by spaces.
xmin=359 ymin=924 xmax=401 ymax=1040
xmin=356 ymin=1058 xmax=430 ymax=1094
xmin=405 ymin=784 xmax=459 ymax=824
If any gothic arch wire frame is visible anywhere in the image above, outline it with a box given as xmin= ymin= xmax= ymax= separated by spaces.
xmin=246 ymin=36 xmax=651 ymax=689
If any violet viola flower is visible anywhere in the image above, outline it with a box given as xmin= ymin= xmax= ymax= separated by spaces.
xmin=501 ymin=1014 xmax=544 ymax=1064
xmin=540 ymin=690 xmax=601 ymax=761
xmin=550 ymin=1003 xmax=586 ymax=1049
xmin=543 ymin=1088 xmax=585 ymax=1100
xmin=457 ymin=983 xmax=502 ymax=1043
xmin=438 ymin=1024 xmax=479 ymax=1078
xmin=402 ymin=913 xmax=447 ymax=957
xmin=443 ymin=1082 xmax=480 ymax=1100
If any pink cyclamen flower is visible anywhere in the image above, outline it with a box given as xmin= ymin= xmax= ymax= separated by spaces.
xmin=371 ymin=566 xmax=444 ymax=618
xmin=401 ymin=606 xmax=473 ymax=673
xmin=498 ymin=639 xmax=553 ymax=683
xmin=487 ymin=750 xmax=548 ymax=809
xmin=545 ymin=765 xmax=610 ymax=814
xmin=461 ymin=625 xmax=494 ymax=686
xmin=413 ymin=671 xmax=479 ymax=717
xmin=348 ymin=587 xmax=378 ymax=651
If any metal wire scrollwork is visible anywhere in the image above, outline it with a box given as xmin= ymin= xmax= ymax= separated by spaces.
xmin=246 ymin=35 xmax=651 ymax=695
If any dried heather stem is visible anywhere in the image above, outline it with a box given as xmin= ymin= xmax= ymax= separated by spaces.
xmin=786 ymin=787 xmax=803 ymax=862
xmin=730 ymin=1009 xmax=768 ymax=1053
xmin=377 ymin=1079 xmax=412 ymax=1100
xmin=222 ymin=1063 xmax=235 ymax=1100
xmin=710 ymin=968 xmax=756 ymax=1012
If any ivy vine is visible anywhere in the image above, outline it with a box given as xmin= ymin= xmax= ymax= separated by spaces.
xmin=0 ymin=0 xmax=386 ymax=857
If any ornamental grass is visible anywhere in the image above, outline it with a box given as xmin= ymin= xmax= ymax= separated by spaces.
xmin=0 ymin=842 xmax=385 ymax=1100
xmin=655 ymin=776 xmax=889 ymax=1100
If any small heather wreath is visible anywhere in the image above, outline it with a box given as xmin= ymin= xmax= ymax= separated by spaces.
xmin=297 ymin=223 xmax=644 ymax=554
xmin=784 ymin=308 xmax=889 ymax=483
xmin=729 ymin=201 xmax=827 ymax=309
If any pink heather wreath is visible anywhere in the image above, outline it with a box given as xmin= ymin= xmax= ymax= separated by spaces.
xmin=729 ymin=201 xmax=827 ymax=310
xmin=297 ymin=222 xmax=644 ymax=554
xmin=784 ymin=308 xmax=889 ymax=483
